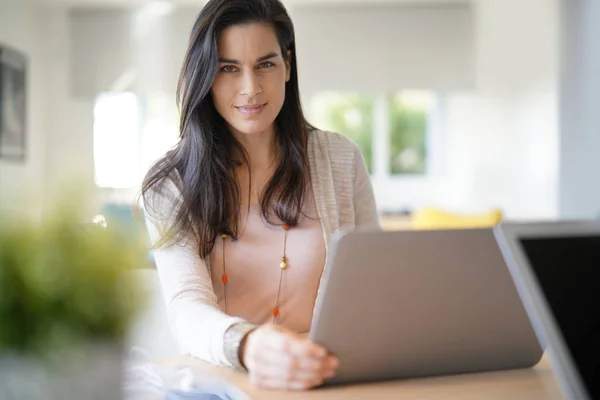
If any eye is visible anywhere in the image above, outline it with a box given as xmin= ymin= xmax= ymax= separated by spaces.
xmin=258 ymin=61 xmax=275 ymax=69
xmin=220 ymin=65 xmax=238 ymax=73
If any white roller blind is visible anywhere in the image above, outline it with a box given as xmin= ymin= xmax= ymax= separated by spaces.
xmin=69 ymin=9 xmax=134 ymax=97
xmin=292 ymin=4 xmax=474 ymax=94
xmin=69 ymin=8 xmax=196 ymax=97
xmin=69 ymin=4 xmax=474 ymax=97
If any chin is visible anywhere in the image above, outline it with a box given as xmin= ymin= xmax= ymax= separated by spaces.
xmin=235 ymin=126 xmax=273 ymax=136
xmin=229 ymin=119 xmax=276 ymax=137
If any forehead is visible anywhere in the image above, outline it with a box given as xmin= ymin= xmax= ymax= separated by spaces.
xmin=217 ymin=23 xmax=281 ymax=59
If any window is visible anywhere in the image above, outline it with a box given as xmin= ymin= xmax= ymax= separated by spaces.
xmin=140 ymin=94 xmax=180 ymax=175
xmin=309 ymin=90 xmax=436 ymax=177
xmin=93 ymin=92 xmax=141 ymax=189
xmin=94 ymin=90 xmax=437 ymax=189
xmin=310 ymin=92 xmax=374 ymax=173
xmin=389 ymin=91 xmax=433 ymax=175
xmin=93 ymin=92 xmax=179 ymax=189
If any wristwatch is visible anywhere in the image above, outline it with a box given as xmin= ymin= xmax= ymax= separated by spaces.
xmin=223 ymin=322 xmax=257 ymax=372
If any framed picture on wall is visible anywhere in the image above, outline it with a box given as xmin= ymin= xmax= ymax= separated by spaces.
xmin=0 ymin=44 xmax=27 ymax=162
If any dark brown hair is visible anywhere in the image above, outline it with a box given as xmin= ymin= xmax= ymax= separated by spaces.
xmin=140 ymin=0 xmax=312 ymax=258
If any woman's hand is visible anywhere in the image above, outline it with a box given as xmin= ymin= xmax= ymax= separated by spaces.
xmin=241 ymin=323 xmax=339 ymax=390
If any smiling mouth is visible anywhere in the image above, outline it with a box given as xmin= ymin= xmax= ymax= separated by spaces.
xmin=235 ymin=103 xmax=267 ymax=115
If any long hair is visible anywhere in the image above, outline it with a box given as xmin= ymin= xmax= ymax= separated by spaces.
xmin=140 ymin=0 xmax=312 ymax=258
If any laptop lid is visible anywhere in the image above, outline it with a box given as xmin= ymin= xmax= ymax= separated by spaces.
xmin=494 ymin=221 xmax=600 ymax=400
xmin=310 ymin=228 xmax=542 ymax=386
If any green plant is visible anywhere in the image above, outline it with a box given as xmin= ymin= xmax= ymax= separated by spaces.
xmin=0 ymin=197 xmax=146 ymax=356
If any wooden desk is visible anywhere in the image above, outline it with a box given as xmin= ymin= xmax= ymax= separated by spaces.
xmin=158 ymin=356 xmax=564 ymax=399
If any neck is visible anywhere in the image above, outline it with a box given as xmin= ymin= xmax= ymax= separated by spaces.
xmin=232 ymin=125 xmax=278 ymax=171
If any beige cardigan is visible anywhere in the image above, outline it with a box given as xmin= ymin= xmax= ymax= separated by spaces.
xmin=144 ymin=129 xmax=379 ymax=366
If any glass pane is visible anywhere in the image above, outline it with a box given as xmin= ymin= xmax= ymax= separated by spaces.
xmin=389 ymin=91 xmax=433 ymax=175
xmin=310 ymin=92 xmax=374 ymax=173
xmin=140 ymin=93 xmax=180 ymax=175
xmin=93 ymin=92 xmax=140 ymax=188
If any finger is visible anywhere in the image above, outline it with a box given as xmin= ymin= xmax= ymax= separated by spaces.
xmin=262 ymin=324 xmax=328 ymax=358
xmin=253 ymin=347 xmax=325 ymax=373
xmin=325 ymin=354 xmax=339 ymax=371
xmin=250 ymin=373 xmax=323 ymax=391
xmin=244 ymin=330 xmax=321 ymax=374
xmin=318 ymin=355 xmax=339 ymax=380
xmin=290 ymin=339 xmax=328 ymax=359
xmin=250 ymin=352 xmax=324 ymax=385
xmin=265 ymin=333 xmax=327 ymax=360
xmin=246 ymin=345 xmax=326 ymax=380
xmin=253 ymin=366 xmax=322 ymax=385
xmin=285 ymin=377 xmax=325 ymax=391
xmin=252 ymin=359 xmax=323 ymax=383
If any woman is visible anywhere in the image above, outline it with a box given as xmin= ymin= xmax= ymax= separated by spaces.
xmin=141 ymin=0 xmax=379 ymax=391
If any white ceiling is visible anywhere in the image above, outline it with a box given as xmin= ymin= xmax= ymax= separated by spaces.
xmin=37 ymin=0 xmax=467 ymax=8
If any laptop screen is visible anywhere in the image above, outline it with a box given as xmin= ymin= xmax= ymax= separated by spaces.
xmin=519 ymin=235 xmax=600 ymax=399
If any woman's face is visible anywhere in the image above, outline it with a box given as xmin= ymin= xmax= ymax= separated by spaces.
xmin=211 ymin=23 xmax=291 ymax=138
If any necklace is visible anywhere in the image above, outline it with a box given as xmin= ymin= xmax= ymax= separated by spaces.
xmin=220 ymin=223 xmax=291 ymax=323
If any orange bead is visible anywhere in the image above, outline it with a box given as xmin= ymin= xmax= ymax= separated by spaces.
xmin=222 ymin=273 xmax=228 ymax=284
xmin=282 ymin=223 xmax=290 ymax=231
xmin=273 ymin=307 xmax=279 ymax=317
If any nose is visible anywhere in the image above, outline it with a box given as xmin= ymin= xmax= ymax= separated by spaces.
xmin=240 ymin=70 xmax=262 ymax=98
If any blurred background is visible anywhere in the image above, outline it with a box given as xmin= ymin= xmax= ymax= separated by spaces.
xmin=0 ymin=0 xmax=598 ymax=225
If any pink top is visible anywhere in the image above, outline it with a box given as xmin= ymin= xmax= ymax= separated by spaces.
xmin=209 ymin=196 xmax=325 ymax=333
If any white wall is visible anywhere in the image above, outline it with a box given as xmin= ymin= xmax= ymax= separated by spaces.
xmin=0 ymin=0 xmax=45 ymax=218
xmin=559 ymin=0 xmax=600 ymax=219
xmin=433 ymin=0 xmax=560 ymax=219
xmin=42 ymin=8 xmax=99 ymax=215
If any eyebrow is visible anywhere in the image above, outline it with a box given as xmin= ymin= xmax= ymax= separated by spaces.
xmin=218 ymin=52 xmax=279 ymax=64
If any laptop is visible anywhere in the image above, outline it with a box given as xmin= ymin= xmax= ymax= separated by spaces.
xmin=309 ymin=228 xmax=543 ymax=386
xmin=494 ymin=221 xmax=600 ymax=400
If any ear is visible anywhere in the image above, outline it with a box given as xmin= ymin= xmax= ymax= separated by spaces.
xmin=285 ymin=50 xmax=292 ymax=82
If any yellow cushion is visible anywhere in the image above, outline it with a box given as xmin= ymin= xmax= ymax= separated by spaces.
xmin=411 ymin=207 xmax=503 ymax=230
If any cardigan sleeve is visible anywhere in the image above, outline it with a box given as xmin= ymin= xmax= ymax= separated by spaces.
xmin=142 ymin=178 xmax=245 ymax=366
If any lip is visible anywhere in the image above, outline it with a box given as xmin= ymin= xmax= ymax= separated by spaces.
xmin=235 ymin=103 xmax=267 ymax=115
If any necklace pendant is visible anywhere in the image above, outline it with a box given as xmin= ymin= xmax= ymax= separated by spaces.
xmin=221 ymin=273 xmax=228 ymax=284
xmin=279 ymin=256 xmax=287 ymax=269
xmin=273 ymin=306 xmax=279 ymax=317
